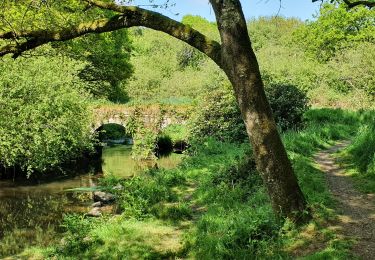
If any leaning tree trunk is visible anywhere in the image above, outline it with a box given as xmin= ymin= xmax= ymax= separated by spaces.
xmin=210 ymin=0 xmax=308 ymax=222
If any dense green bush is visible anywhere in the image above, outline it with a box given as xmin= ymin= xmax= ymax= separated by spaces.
xmin=132 ymin=129 xmax=158 ymax=160
xmin=190 ymin=82 xmax=310 ymax=142
xmin=265 ymin=83 xmax=310 ymax=131
xmin=0 ymin=55 xmax=94 ymax=175
xmin=189 ymin=83 xmax=247 ymax=143
xmin=57 ymin=214 xmax=101 ymax=255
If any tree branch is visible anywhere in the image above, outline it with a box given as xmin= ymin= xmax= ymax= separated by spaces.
xmin=0 ymin=1 xmax=222 ymax=65
xmin=342 ymin=0 xmax=375 ymax=8
xmin=312 ymin=0 xmax=375 ymax=8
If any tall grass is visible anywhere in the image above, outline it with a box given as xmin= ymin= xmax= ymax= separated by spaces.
xmin=344 ymin=110 xmax=375 ymax=192
xmin=14 ymin=109 xmax=367 ymax=259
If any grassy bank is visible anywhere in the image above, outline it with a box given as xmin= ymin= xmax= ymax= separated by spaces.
xmin=339 ymin=111 xmax=375 ymax=193
xmin=14 ymin=109 xmax=370 ymax=259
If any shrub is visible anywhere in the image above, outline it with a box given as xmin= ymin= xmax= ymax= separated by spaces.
xmin=189 ymin=83 xmax=247 ymax=143
xmin=0 ymin=55 xmax=94 ymax=176
xmin=265 ymin=83 xmax=310 ymax=131
xmin=57 ymin=214 xmax=100 ymax=255
xmin=189 ymin=82 xmax=310 ymax=142
xmin=132 ymin=128 xmax=158 ymax=160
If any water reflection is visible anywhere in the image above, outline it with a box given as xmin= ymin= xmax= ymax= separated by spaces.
xmin=0 ymin=144 xmax=182 ymax=257
xmin=0 ymin=175 xmax=94 ymax=257
xmin=102 ymin=145 xmax=182 ymax=178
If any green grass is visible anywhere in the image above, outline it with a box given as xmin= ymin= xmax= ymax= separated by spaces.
xmin=12 ymin=108 xmax=372 ymax=259
xmin=339 ymin=110 xmax=375 ymax=193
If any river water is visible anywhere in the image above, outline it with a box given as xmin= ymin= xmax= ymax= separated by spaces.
xmin=0 ymin=145 xmax=182 ymax=257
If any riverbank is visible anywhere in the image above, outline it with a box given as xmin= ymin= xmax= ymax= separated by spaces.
xmin=0 ymin=144 xmax=182 ymax=258
xmin=9 ymin=109 xmax=373 ymax=259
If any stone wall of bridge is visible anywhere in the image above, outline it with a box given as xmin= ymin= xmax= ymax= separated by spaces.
xmin=91 ymin=105 xmax=188 ymax=133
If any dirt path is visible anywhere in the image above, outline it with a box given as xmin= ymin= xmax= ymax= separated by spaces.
xmin=314 ymin=141 xmax=375 ymax=260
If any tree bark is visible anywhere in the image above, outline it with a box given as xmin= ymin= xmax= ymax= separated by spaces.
xmin=210 ymin=0 xmax=308 ymax=221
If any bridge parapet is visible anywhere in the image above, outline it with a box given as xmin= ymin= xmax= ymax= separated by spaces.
xmin=91 ymin=105 xmax=188 ymax=133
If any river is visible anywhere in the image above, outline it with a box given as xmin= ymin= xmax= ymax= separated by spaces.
xmin=0 ymin=144 xmax=182 ymax=257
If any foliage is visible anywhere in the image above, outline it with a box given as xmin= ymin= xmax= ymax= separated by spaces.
xmin=0 ymin=0 xmax=92 ymax=33
xmin=326 ymin=42 xmax=375 ymax=96
xmin=14 ymin=109 xmax=365 ymax=259
xmin=123 ymin=107 xmax=161 ymax=160
xmin=344 ymin=111 xmax=375 ymax=192
xmin=160 ymin=124 xmax=189 ymax=143
xmin=252 ymin=12 xmax=374 ymax=107
xmin=189 ymin=82 xmax=248 ymax=142
xmin=265 ymin=83 xmax=310 ymax=131
xmin=190 ymin=81 xmax=310 ymax=142
xmin=248 ymin=16 xmax=302 ymax=51
xmin=293 ymin=3 xmax=375 ymax=62
xmin=177 ymin=46 xmax=205 ymax=69
xmin=181 ymin=15 xmax=220 ymax=42
xmin=124 ymin=16 xmax=223 ymax=104
xmin=349 ymin=116 xmax=375 ymax=173
xmin=287 ymin=3 xmax=375 ymax=102
xmin=0 ymin=0 xmax=133 ymax=103
xmin=58 ymin=214 xmax=100 ymax=255
xmin=59 ymin=30 xmax=133 ymax=102
xmin=0 ymin=53 xmax=94 ymax=175
xmin=131 ymin=128 xmax=158 ymax=160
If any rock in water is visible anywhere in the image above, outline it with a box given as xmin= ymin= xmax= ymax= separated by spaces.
xmin=92 ymin=201 xmax=102 ymax=207
xmin=87 ymin=207 xmax=102 ymax=217
xmin=93 ymin=191 xmax=115 ymax=204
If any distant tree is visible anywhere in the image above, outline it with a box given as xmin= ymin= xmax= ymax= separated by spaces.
xmin=296 ymin=3 xmax=375 ymax=61
xmin=60 ymin=29 xmax=133 ymax=103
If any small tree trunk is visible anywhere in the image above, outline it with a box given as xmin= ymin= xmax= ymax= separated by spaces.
xmin=210 ymin=0 xmax=308 ymax=222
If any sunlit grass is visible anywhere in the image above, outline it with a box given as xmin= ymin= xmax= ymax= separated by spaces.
xmin=11 ymin=109 xmax=373 ymax=259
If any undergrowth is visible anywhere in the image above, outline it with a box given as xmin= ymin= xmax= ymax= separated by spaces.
xmin=15 ymin=109 xmax=369 ymax=259
xmin=340 ymin=110 xmax=375 ymax=193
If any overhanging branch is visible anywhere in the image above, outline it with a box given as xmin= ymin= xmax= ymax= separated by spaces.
xmin=312 ymin=0 xmax=375 ymax=8
xmin=342 ymin=0 xmax=375 ymax=8
xmin=0 ymin=1 xmax=222 ymax=66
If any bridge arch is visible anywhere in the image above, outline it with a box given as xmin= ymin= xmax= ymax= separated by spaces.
xmin=91 ymin=105 xmax=185 ymax=134
xmin=94 ymin=122 xmax=133 ymax=145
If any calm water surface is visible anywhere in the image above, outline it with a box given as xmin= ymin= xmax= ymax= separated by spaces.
xmin=0 ymin=145 xmax=182 ymax=257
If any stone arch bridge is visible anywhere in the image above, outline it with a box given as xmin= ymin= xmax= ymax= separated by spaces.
xmin=91 ymin=105 xmax=188 ymax=133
